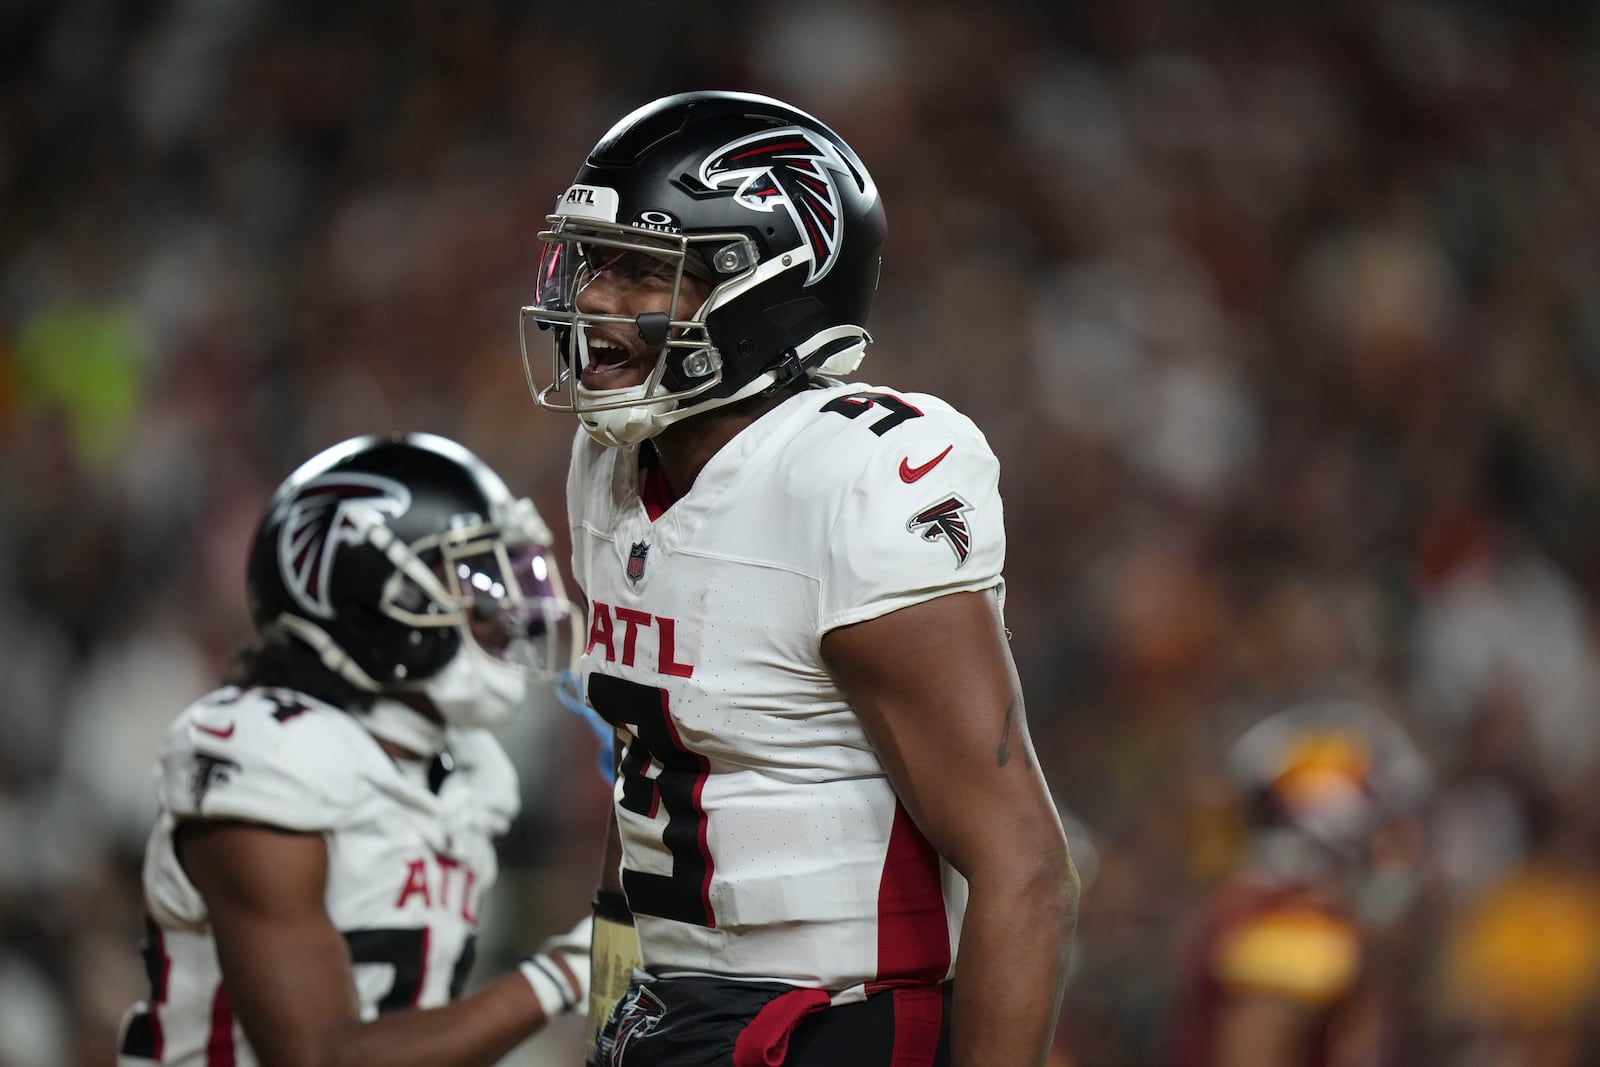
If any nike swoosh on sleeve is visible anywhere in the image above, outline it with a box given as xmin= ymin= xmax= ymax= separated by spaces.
xmin=899 ymin=445 xmax=953 ymax=483
xmin=195 ymin=722 xmax=236 ymax=739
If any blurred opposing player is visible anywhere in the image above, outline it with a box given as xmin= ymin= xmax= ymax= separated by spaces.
xmin=117 ymin=433 xmax=592 ymax=1067
xmin=1164 ymin=700 xmax=1430 ymax=1067
xmin=521 ymin=90 xmax=1077 ymax=1065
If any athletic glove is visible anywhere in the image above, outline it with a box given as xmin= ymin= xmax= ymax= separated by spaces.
xmin=520 ymin=915 xmax=594 ymax=1019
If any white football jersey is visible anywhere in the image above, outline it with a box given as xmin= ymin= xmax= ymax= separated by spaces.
xmin=567 ymin=379 xmax=1006 ymax=997
xmin=117 ymin=687 xmax=519 ymax=1066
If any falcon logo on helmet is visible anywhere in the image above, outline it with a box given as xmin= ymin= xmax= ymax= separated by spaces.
xmin=700 ymin=127 xmax=853 ymax=285
xmin=908 ymin=495 xmax=974 ymax=567
xmin=278 ymin=474 xmax=411 ymax=619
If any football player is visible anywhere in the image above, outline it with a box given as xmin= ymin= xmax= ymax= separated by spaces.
xmin=1162 ymin=700 xmax=1431 ymax=1067
xmin=520 ymin=91 xmax=1078 ymax=1066
xmin=117 ymin=433 xmax=593 ymax=1067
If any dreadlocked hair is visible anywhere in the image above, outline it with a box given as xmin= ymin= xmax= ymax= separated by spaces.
xmin=224 ymin=625 xmax=377 ymax=713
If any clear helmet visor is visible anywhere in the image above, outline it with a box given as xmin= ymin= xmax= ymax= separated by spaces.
xmin=446 ymin=541 xmax=582 ymax=679
xmin=534 ymin=236 xmax=584 ymax=316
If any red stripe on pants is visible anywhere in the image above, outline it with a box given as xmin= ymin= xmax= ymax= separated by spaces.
xmin=890 ymin=986 xmax=945 ymax=1067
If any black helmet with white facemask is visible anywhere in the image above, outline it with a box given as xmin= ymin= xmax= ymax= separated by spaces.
xmin=246 ymin=433 xmax=581 ymax=742
xmin=520 ymin=89 xmax=887 ymax=446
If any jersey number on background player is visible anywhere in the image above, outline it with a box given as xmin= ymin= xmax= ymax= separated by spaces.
xmin=345 ymin=928 xmax=477 ymax=1010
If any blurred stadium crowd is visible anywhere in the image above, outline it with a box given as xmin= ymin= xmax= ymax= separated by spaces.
xmin=4 ymin=0 xmax=1600 ymax=1064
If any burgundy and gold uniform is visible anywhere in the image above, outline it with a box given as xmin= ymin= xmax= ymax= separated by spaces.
xmin=1166 ymin=878 xmax=1364 ymax=1067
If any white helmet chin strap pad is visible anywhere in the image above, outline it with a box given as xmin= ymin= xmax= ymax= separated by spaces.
xmin=806 ymin=325 xmax=871 ymax=377
xmin=361 ymin=697 xmax=447 ymax=756
xmin=575 ymin=325 xmax=871 ymax=447
xmin=575 ymin=374 xmax=767 ymax=446
xmin=417 ymin=645 xmax=527 ymax=730
xmin=575 ymin=382 xmax=672 ymax=447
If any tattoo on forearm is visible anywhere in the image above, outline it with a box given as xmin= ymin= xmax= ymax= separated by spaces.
xmin=996 ymin=695 xmax=1033 ymax=769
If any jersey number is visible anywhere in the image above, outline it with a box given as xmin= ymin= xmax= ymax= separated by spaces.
xmin=119 ymin=918 xmax=168 ymax=1058
xmin=345 ymin=928 xmax=476 ymax=1011
xmin=821 ymin=390 xmax=924 ymax=435
xmin=121 ymin=925 xmax=476 ymax=1054
xmin=589 ymin=674 xmax=716 ymax=927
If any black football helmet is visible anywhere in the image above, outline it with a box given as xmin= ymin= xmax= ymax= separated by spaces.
xmin=520 ymin=89 xmax=887 ymax=445
xmin=246 ymin=433 xmax=580 ymax=726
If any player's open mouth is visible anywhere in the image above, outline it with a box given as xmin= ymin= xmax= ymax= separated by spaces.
xmin=581 ymin=334 xmax=647 ymax=388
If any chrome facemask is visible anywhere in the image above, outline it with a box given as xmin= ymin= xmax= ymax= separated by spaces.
xmin=518 ymin=216 xmax=760 ymax=434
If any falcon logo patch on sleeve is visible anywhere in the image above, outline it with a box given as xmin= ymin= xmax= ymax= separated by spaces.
xmin=908 ymin=495 xmax=974 ymax=566
xmin=189 ymin=752 xmax=241 ymax=810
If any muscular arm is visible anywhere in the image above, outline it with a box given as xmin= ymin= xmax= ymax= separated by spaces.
xmin=177 ymin=820 xmax=563 ymax=1067
xmin=822 ymin=588 xmax=1077 ymax=1067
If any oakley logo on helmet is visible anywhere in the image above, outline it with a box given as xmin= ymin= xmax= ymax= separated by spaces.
xmin=908 ymin=495 xmax=974 ymax=567
xmin=279 ymin=473 xmax=411 ymax=619
xmin=699 ymin=127 xmax=855 ymax=285
xmin=632 ymin=209 xmax=681 ymax=234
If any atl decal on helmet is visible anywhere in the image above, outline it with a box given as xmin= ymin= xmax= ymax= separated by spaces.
xmin=699 ymin=127 xmax=851 ymax=285
xmin=279 ymin=473 xmax=411 ymax=619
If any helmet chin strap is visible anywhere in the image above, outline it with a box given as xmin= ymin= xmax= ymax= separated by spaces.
xmin=277 ymin=614 xmax=526 ymax=733
xmin=413 ymin=645 xmax=528 ymax=731
xmin=273 ymin=614 xmax=450 ymax=756
xmin=361 ymin=697 xmax=448 ymax=757
xmin=276 ymin=614 xmax=385 ymax=691
xmin=576 ymin=325 xmax=872 ymax=447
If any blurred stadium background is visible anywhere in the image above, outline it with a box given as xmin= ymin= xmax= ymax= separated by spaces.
xmin=5 ymin=0 xmax=1600 ymax=1063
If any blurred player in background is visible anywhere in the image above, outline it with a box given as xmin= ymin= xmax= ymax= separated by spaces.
xmin=1163 ymin=700 xmax=1431 ymax=1067
xmin=117 ymin=432 xmax=593 ymax=1067
xmin=521 ymin=90 xmax=1077 ymax=1066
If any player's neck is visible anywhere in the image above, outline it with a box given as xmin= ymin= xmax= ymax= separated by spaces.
xmin=651 ymin=388 xmax=794 ymax=494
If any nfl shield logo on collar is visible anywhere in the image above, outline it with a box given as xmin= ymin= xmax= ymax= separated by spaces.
xmin=627 ymin=541 xmax=650 ymax=584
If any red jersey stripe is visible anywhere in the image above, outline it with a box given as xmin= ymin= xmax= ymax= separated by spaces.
xmin=875 ymin=801 xmax=950 ymax=983
xmin=206 ymin=982 xmax=236 ymax=1067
